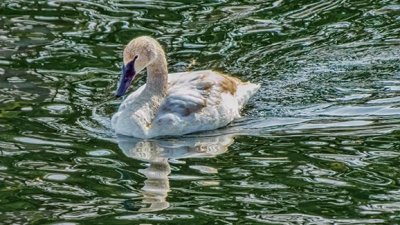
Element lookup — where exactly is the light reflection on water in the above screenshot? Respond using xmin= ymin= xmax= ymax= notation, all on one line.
xmin=0 ymin=0 xmax=400 ymax=224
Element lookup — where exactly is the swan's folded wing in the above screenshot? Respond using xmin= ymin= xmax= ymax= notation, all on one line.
xmin=159 ymin=79 xmax=213 ymax=117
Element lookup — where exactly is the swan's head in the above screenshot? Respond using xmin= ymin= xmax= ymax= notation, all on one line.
xmin=116 ymin=36 xmax=161 ymax=97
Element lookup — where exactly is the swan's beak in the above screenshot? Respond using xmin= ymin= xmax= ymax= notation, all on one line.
xmin=116 ymin=58 xmax=137 ymax=98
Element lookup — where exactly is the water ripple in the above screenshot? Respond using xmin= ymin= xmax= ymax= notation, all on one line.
xmin=246 ymin=213 xmax=385 ymax=224
xmin=1 ymin=0 xmax=400 ymax=224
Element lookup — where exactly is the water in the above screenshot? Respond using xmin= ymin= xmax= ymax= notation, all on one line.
xmin=1 ymin=0 xmax=400 ymax=224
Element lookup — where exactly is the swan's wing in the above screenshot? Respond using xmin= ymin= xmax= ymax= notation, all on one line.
xmin=149 ymin=70 xmax=259 ymax=137
xmin=159 ymin=70 xmax=230 ymax=117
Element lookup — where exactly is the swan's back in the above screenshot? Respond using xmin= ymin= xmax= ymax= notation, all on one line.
xmin=149 ymin=70 xmax=259 ymax=137
xmin=167 ymin=70 xmax=259 ymax=108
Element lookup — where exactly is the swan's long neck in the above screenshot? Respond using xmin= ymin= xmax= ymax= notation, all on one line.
xmin=144 ymin=50 xmax=168 ymax=97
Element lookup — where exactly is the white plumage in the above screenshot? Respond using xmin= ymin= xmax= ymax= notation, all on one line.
xmin=111 ymin=36 xmax=259 ymax=138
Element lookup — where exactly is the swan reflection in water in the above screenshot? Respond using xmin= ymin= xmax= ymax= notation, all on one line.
xmin=117 ymin=134 xmax=235 ymax=212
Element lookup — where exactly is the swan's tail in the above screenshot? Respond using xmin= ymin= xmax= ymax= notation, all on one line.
xmin=237 ymin=82 xmax=260 ymax=109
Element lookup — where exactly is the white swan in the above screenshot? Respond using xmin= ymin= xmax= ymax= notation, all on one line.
xmin=111 ymin=36 xmax=259 ymax=138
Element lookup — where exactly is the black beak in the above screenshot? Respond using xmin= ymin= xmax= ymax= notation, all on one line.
xmin=115 ymin=56 xmax=138 ymax=97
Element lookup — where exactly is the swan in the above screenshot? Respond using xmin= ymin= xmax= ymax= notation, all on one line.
xmin=111 ymin=36 xmax=259 ymax=138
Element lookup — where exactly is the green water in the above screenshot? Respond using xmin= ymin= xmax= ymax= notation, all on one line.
xmin=1 ymin=0 xmax=400 ymax=224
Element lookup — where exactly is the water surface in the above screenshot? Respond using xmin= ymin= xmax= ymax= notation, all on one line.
xmin=1 ymin=0 xmax=400 ymax=224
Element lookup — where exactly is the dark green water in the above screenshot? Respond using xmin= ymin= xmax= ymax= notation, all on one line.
xmin=1 ymin=0 xmax=400 ymax=224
